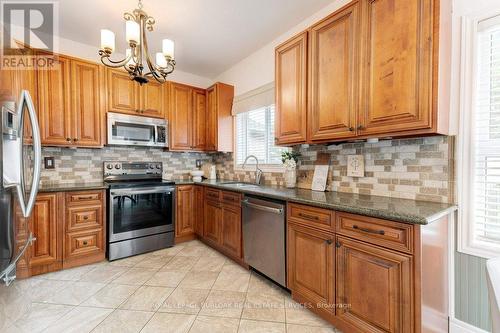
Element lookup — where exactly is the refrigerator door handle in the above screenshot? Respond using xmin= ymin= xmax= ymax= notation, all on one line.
xmin=16 ymin=90 xmax=41 ymax=218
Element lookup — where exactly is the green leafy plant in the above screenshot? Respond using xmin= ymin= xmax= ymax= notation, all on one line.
xmin=281 ymin=151 xmax=300 ymax=164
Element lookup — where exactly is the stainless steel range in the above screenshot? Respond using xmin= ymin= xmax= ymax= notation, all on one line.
xmin=104 ymin=161 xmax=175 ymax=261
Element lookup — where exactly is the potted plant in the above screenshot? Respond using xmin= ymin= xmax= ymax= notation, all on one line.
xmin=281 ymin=151 xmax=300 ymax=188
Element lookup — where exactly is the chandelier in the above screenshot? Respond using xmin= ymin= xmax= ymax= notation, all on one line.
xmin=99 ymin=0 xmax=175 ymax=85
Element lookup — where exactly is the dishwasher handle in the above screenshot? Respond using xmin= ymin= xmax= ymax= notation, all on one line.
xmin=242 ymin=199 xmax=284 ymax=215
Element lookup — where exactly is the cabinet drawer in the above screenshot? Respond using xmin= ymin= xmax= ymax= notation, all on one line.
xmin=221 ymin=191 xmax=241 ymax=207
xmin=336 ymin=212 xmax=414 ymax=253
xmin=66 ymin=191 xmax=103 ymax=205
xmin=288 ymin=203 xmax=335 ymax=232
xmin=65 ymin=229 xmax=103 ymax=260
xmin=205 ymin=188 xmax=221 ymax=201
xmin=67 ymin=205 xmax=102 ymax=232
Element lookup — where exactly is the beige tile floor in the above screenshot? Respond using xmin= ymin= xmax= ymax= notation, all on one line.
xmin=0 ymin=240 xmax=341 ymax=333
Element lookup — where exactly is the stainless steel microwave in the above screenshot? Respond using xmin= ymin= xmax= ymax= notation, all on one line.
xmin=107 ymin=112 xmax=168 ymax=148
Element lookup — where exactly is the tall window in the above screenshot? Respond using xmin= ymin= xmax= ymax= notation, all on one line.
xmin=459 ymin=14 xmax=500 ymax=258
xmin=235 ymin=105 xmax=287 ymax=167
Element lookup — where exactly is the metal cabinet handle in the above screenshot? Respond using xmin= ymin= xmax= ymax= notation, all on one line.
xmin=77 ymin=196 xmax=94 ymax=200
xmin=353 ymin=225 xmax=385 ymax=235
xmin=298 ymin=213 xmax=319 ymax=221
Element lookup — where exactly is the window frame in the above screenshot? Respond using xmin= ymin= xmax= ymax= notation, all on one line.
xmin=233 ymin=105 xmax=286 ymax=173
xmin=458 ymin=12 xmax=500 ymax=259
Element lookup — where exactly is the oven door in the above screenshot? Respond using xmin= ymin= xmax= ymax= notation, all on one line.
xmin=109 ymin=186 xmax=175 ymax=242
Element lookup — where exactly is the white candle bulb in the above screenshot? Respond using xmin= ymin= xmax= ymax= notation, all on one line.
xmin=126 ymin=20 xmax=140 ymax=45
xmin=100 ymin=29 xmax=115 ymax=52
xmin=156 ymin=52 xmax=167 ymax=68
xmin=162 ymin=39 xmax=174 ymax=59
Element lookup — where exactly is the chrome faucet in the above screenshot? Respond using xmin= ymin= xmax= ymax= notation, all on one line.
xmin=242 ymin=155 xmax=263 ymax=185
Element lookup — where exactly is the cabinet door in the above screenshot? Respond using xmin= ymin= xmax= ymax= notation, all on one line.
xmin=336 ymin=236 xmax=413 ymax=333
xmin=204 ymin=200 xmax=221 ymax=245
xmin=141 ymin=80 xmax=165 ymax=118
xmin=192 ymin=88 xmax=207 ymax=150
xmin=169 ymin=83 xmax=193 ymax=150
xmin=175 ymin=185 xmax=195 ymax=237
xmin=194 ymin=186 xmax=204 ymax=236
xmin=287 ymin=223 xmax=335 ymax=310
xmin=205 ymin=85 xmax=217 ymax=151
xmin=37 ymin=54 xmax=72 ymax=145
xmin=107 ymin=69 xmax=140 ymax=115
xmin=358 ymin=0 xmax=434 ymax=136
xmin=275 ymin=32 xmax=308 ymax=145
xmin=29 ymin=193 xmax=61 ymax=268
xmin=220 ymin=204 xmax=242 ymax=258
xmin=71 ymin=60 xmax=103 ymax=147
xmin=308 ymin=3 xmax=359 ymax=141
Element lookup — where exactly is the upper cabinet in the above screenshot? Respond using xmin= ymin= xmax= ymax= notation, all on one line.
xmin=275 ymin=0 xmax=446 ymax=145
xmin=308 ymin=3 xmax=359 ymax=142
xmin=107 ymin=68 xmax=164 ymax=118
xmin=275 ymin=32 xmax=308 ymax=145
xmin=168 ymin=82 xmax=207 ymax=151
xmin=206 ymin=83 xmax=235 ymax=152
xmin=358 ymin=0 xmax=435 ymax=136
xmin=38 ymin=54 xmax=103 ymax=147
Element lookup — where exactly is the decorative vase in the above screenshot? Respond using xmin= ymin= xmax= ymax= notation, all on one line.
xmin=284 ymin=168 xmax=297 ymax=188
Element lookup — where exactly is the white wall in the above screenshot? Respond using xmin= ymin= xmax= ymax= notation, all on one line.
xmin=215 ymin=0 xmax=350 ymax=96
xmin=56 ymin=35 xmax=214 ymax=88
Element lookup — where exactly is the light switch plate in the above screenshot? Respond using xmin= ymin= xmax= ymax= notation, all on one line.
xmin=347 ymin=155 xmax=364 ymax=177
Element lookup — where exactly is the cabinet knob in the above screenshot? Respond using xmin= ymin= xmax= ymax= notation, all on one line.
xmin=66 ymin=138 xmax=71 ymax=142
xmin=357 ymin=125 xmax=365 ymax=130
xmin=348 ymin=127 xmax=354 ymax=132
xmin=83 ymin=241 xmax=88 ymax=246
xmin=335 ymin=240 xmax=342 ymax=248
xmin=325 ymin=239 xmax=333 ymax=245
xmin=83 ymin=216 xmax=89 ymax=220
xmin=73 ymin=138 xmax=78 ymax=142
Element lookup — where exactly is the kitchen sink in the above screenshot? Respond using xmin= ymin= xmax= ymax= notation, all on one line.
xmin=219 ymin=181 xmax=261 ymax=188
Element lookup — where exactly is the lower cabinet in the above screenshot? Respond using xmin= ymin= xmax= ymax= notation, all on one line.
xmin=203 ymin=199 xmax=222 ymax=245
xmin=287 ymin=223 xmax=335 ymax=311
xmin=220 ymin=202 xmax=242 ymax=258
xmin=194 ymin=186 xmax=204 ymax=236
xmin=175 ymin=185 xmax=196 ymax=241
xmin=335 ymin=236 xmax=413 ymax=333
xmin=15 ymin=190 xmax=106 ymax=277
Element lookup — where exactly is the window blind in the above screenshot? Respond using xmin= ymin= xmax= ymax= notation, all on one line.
xmin=473 ymin=18 xmax=500 ymax=245
xmin=235 ymin=105 xmax=287 ymax=166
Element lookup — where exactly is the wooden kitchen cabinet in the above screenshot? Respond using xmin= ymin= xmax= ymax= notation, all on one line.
xmin=220 ymin=196 xmax=242 ymax=259
xmin=175 ymin=185 xmax=196 ymax=242
xmin=169 ymin=83 xmax=207 ymax=151
xmin=358 ymin=0 xmax=436 ymax=137
xmin=194 ymin=186 xmax=205 ymax=236
xmin=287 ymin=223 xmax=335 ymax=311
xmin=335 ymin=235 xmax=413 ymax=333
xmin=308 ymin=2 xmax=359 ymax=141
xmin=275 ymin=32 xmax=308 ymax=145
xmin=37 ymin=54 xmax=72 ymax=146
xmin=38 ymin=54 xmax=104 ymax=147
xmin=206 ymin=83 xmax=235 ymax=152
xmin=70 ymin=59 xmax=105 ymax=147
xmin=107 ymin=68 xmax=164 ymax=118
xmin=204 ymin=198 xmax=221 ymax=245
xmin=275 ymin=0 xmax=446 ymax=145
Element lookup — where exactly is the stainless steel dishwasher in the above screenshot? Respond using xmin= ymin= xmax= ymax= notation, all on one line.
xmin=242 ymin=195 xmax=286 ymax=287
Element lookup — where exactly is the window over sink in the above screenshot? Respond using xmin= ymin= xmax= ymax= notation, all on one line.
xmin=233 ymin=83 xmax=288 ymax=171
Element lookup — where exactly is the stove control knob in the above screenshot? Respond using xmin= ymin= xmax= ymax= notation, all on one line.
xmin=115 ymin=164 xmax=121 ymax=169
xmin=156 ymin=164 xmax=161 ymax=169
xmin=150 ymin=164 xmax=155 ymax=169
xmin=106 ymin=164 xmax=113 ymax=170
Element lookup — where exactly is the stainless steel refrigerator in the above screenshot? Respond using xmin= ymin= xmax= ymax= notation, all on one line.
xmin=0 ymin=90 xmax=41 ymax=285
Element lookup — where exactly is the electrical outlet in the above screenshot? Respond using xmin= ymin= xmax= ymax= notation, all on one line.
xmin=347 ymin=155 xmax=364 ymax=177
xmin=44 ymin=157 xmax=55 ymax=169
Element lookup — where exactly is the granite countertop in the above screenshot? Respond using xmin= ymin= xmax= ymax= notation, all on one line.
xmin=38 ymin=179 xmax=457 ymax=225
xmin=39 ymin=182 xmax=109 ymax=192
xmin=191 ymin=179 xmax=457 ymax=225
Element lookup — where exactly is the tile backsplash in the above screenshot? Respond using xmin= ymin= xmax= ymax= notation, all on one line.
xmin=40 ymin=135 xmax=454 ymax=204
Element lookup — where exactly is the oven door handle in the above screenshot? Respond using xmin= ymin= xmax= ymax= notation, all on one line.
xmin=110 ymin=187 xmax=175 ymax=196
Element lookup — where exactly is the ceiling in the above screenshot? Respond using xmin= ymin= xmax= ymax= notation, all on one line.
xmin=57 ymin=0 xmax=332 ymax=78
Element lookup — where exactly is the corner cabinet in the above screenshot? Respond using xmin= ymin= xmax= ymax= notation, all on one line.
xmin=275 ymin=0 xmax=447 ymax=145
xmin=275 ymin=32 xmax=308 ymax=145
